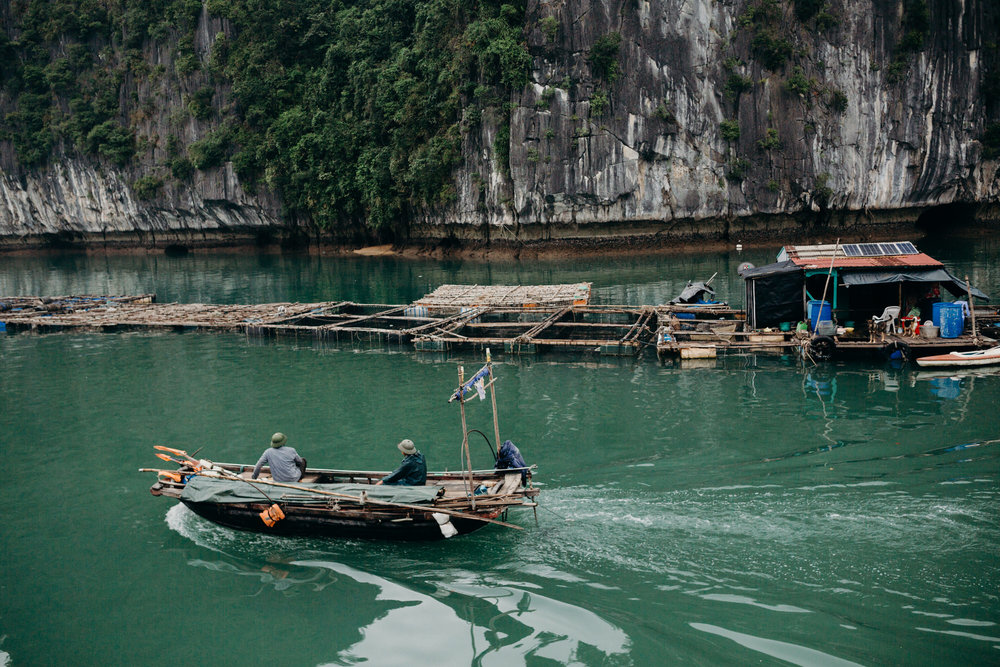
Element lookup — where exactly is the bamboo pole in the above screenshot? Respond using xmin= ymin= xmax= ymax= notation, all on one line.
xmin=816 ymin=238 xmax=839 ymax=331
xmin=966 ymin=275 xmax=978 ymax=341
xmin=457 ymin=365 xmax=475 ymax=509
xmin=487 ymin=349 xmax=501 ymax=459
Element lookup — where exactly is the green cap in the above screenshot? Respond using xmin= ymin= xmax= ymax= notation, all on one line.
xmin=271 ymin=432 xmax=287 ymax=447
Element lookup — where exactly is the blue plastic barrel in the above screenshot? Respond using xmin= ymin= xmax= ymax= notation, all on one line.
xmin=937 ymin=303 xmax=964 ymax=338
xmin=403 ymin=305 xmax=429 ymax=318
xmin=460 ymin=306 xmax=481 ymax=324
xmin=931 ymin=301 xmax=945 ymax=327
xmin=808 ymin=300 xmax=832 ymax=331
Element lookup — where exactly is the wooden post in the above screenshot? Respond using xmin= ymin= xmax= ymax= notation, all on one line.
xmin=802 ymin=282 xmax=808 ymax=330
xmin=966 ymin=275 xmax=978 ymax=341
xmin=458 ymin=365 xmax=475 ymax=508
xmin=817 ymin=238 xmax=839 ymax=331
xmin=487 ymin=348 xmax=501 ymax=460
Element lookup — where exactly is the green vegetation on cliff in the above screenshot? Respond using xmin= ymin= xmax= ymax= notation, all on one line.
xmin=2 ymin=0 xmax=530 ymax=235
xmin=206 ymin=0 xmax=529 ymax=232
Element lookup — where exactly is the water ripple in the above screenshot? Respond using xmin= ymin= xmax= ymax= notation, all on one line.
xmin=690 ymin=623 xmax=864 ymax=666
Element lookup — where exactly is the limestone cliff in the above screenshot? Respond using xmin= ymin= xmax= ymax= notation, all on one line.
xmin=1 ymin=0 xmax=998 ymax=249
xmin=434 ymin=0 xmax=1000 ymax=241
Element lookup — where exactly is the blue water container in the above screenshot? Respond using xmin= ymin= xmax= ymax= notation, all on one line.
xmin=937 ymin=302 xmax=964 ymax=338
xmin=931 ymin=301 xmax=945 ymax=327
xmin=808 ymin=300 xmax=832 ymax=331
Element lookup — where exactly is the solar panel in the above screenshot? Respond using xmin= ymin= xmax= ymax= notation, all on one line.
xmin=859 ymin=243 xmax=881 ymax=256
xmin=841 ymin=241 xmax=919 ymax=257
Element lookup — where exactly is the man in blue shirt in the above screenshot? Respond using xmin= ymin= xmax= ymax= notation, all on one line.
xmin=376 ymin=439 xmax=426 ymax=486
xmin=252 ymin=432 xmax=306 ymax=482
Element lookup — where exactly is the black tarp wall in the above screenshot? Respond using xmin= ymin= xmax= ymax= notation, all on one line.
xmin=742 ymin=261 xmax=805 ymax=329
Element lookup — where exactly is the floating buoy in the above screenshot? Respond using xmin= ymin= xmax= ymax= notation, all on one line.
xmin=432 ymin=512 xmax=458 ymax=538
xmin=259 ymin=504 xmax=285 ymax=527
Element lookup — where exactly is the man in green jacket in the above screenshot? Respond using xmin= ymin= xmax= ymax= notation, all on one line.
xmin=376 ymin=439 xmax=426 ymax=486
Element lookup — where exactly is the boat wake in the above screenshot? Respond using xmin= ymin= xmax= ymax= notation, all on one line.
xmin=529 ymin=479 xmax=999 ymax=610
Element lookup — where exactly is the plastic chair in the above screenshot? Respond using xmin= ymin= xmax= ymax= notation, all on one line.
xmin=871 ymin=306 xmax=901 ymax=339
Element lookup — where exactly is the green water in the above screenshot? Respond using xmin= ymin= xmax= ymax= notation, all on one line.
xmin=1 ymin=236 xmax=999 ymax=665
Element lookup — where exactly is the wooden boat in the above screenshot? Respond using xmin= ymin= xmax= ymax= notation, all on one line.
xmin=143 ymin=351 xmax=539 ymax=540
xmin=915 ymin=345 xmax=1000 ymax=368
xmin=148 ymin=462 xmax=536 ymax=540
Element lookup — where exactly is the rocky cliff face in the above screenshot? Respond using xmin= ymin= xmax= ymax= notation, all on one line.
xmin=430 ymin=0 xmax=999 ymax=241
xmin=0 ymin=158 xmax=280 ymax=243
xmin=2 ymin=0 xmax=998 ymax=248
xmin=0 ymin=7 xmax=288 ymax=248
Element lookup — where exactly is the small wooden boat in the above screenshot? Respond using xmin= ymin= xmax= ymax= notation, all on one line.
xmin=915 ymin=345 xmax=1000 ymax=368
xmin=143 ymin=351 xmax=539 ymax=540
xmin=148 ymin=462 xmax=536 ymax=540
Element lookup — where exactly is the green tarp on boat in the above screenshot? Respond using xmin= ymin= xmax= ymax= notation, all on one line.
xmin=180 ymin=475 xmax=444 ymax=505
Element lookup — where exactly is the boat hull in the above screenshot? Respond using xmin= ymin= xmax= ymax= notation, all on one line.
xmin=915 ymin=347 xmax=1000 ymax=368
xmin=180 ymin=499 xmax=494 ymax=541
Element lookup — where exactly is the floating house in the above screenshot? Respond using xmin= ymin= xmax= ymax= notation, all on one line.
xmin=741 ymin=241 xmax=988 ymax=332
xmin=656 ymin=241 xmax=994 ymax=361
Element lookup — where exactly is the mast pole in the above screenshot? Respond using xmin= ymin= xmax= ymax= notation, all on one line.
xmin=457 ymin=365 xmax=475 ymax=508
xmin=487 ymin=349 xmax=501 ymax=459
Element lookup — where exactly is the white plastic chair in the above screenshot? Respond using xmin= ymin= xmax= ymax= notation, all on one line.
xmin=872 ymin=306 xmax=901 ymax=337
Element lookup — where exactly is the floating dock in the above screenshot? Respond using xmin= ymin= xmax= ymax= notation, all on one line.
xmin=0 ymin=285 xmax=651 ymax=357
xmin=1 ymin=287 xmax=995 ymax=363
xmin=652 ymin=307 xmax=993 ymax=361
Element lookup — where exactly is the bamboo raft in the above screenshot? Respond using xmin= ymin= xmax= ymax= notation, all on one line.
xmin=2 ymin=289 xmax=996 ymax=362
xmin=0 ymin=285 xmax=652 ymax=357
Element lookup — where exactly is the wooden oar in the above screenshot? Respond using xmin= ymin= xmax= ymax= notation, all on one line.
xmin=213 ymin=474 xmax=523 ymax=530
xmin=155 ymin=452 xmax=197 ymax=468
xmin=154 ymin=446 xmax=200 ymax=467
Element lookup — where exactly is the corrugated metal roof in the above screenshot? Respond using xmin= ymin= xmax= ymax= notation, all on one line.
xmin=780 ymin=242 xmax=943 ymax=270
xmin=789 ymin=253 xmax=942 ymax=270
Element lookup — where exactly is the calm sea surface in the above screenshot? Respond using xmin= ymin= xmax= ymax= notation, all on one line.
xmin=1 ymin=233 xmax=999 ymax=665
